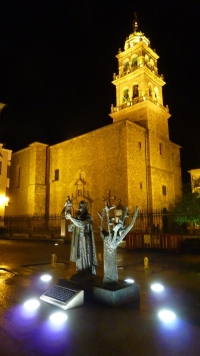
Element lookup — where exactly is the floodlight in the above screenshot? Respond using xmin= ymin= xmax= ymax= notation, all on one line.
xmin=124 ymin=278 xmax=135 ymax=284
xmin=158 ymin=309 xmax=176 ymax=323
xmin=50 ymin=312 xmax=68 ymax=324
xmin=151 ymin=283 xmax=164 ymax=293
xmin=24 ymin=299 xmax=40 ymax=311
xmin=40 ymin=274 xmax=52 ymax=282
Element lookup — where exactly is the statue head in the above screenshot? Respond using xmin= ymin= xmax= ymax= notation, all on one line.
xmin=76 ymin=200 xmax=89 ymax=219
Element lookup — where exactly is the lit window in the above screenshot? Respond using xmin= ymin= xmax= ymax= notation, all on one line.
xmin=55 ymin=169 xmax=59 ymax=181
xmin=78 ymin=190 xmax=82 ymax=196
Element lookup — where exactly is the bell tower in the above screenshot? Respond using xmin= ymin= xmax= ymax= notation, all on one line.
xmin=109 ymin=16 xmax=182 ymax=211
xmin=109 ymin=15 xmax=170 ymax=139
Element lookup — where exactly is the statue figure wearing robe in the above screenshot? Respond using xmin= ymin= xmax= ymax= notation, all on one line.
xmin=66 ymin=201 xmax=98 ymax=279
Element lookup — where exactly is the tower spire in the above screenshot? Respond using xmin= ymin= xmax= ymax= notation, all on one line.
xmin=133 ymin=12 xmax=139 ymax=32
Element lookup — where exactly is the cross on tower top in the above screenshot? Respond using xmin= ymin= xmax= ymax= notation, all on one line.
xmin=103 ymin=190 xmax=116 ymax=208
xmin=133 ymin=12 xmax=139 ymax=32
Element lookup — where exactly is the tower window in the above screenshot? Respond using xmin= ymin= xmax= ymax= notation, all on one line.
xmin=132 ymin=85 xmax=139 ymax=99
xmin=0 ymin=161 xmax=2 ymax=175
xmin=138 ymin=142 xmax=142 ymax=149
xmin=132 ymin=56 xmax=138 ymax=68
xmin=55 ymin=169 xmax=59 ymax=181
xmin=159 ymin=143 xmax=163 ymax=155
xmin=148 ymin=84 xmax=153 ymax=97
xmin=123 ymin=89 xmax=129 ymax=102
xmin=162 ymin=185 xmax=167 ymax=196
xmin=124 ymin=61 xmax=129 ymax=72
xmin=140 ymin=182 xmax=143 ymax=189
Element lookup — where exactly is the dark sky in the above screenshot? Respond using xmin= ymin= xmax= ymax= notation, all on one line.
xmin=1 ymin=0 xmax=200 ymax=182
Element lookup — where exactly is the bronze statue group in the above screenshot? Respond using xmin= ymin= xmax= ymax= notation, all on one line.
xmin=65 ymin=198 xmax=138 ymax=284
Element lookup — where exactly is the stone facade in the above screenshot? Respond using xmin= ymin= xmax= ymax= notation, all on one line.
xmin=7 ymin=142 xmax=48 ymax=215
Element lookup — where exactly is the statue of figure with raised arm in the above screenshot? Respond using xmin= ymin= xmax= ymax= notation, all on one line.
xmin=98 ymin=202 xmax=139 ymax=284
xmin=66 ymin=200 xmax=98 ymax=280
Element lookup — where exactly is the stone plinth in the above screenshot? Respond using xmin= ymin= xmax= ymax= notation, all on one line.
xmin=58 ymin=276 xmax=140 ymax=308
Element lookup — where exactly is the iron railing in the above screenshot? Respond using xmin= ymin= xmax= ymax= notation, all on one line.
xmin=0 ymin=209 xmax=199 ymax=236
xmin=2 ymin=214 xmax=61 ymax=236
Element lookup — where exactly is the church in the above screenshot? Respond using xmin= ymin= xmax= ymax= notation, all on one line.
xmin=6 ymin=20 xmax=182 ymax=228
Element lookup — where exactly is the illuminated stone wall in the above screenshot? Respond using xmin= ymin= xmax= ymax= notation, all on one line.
xmin=7 ymin=119 xmax=181 ymax=228
xmin=7 ymin=142 xmax=47 ymax=215
xmin=49 ymin=122 xmax=129 ymax=227
xmin=126 ymin=121 xmax=147 ymax=213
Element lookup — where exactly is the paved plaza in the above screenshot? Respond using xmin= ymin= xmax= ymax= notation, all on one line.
xmin=0 ymin=238 xmax=200 ymax=356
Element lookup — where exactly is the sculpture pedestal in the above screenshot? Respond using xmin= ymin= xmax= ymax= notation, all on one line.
xmin=58 ymin=276 xmax=140 ymax=308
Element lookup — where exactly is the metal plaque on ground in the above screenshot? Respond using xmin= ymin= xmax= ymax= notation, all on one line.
xmin=40 ymin=284 xmax=84 ymax=310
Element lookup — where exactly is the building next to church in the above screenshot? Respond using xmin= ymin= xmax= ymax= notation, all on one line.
xmin=5 ymin=21 xmax=182 ymax=229
xmin=0 ymin=103 xmax=12 ymax=224
xmin=188 ymin=168 xmax=200 ymax=193
xmin=0 ymin=144 xmax=12 ymax=223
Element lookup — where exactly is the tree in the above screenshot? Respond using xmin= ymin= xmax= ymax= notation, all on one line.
xmin=171 ymin=184 xmax=200 ymax=225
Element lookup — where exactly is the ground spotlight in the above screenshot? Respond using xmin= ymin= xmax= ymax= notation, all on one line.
xmin=24 ymin=299 xmax=40 ymax=311
xmin=124 ymin=278 xmax=135 ymax=284
xmin=158 ymin=309 xmax=176 ymax=323
xmin=50 ymin=312 xmax=68 ymax=324
xmin=151 ymin=283 xmax=164 ymax=293
xmin=40 ymin=274 xmax=52 ymax=282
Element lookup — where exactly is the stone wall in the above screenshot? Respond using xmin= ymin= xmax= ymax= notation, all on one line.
xmin=6 ymin=121 xmax=182 ymax=229
xmin=7 ymin=142 xmax=48 ymax=215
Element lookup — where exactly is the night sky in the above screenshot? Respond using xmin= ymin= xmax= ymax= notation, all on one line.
xmin=1 ymin=0 xmax=200 ymax=182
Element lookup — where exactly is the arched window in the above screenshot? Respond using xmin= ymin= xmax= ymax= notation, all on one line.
xmin=132 ymin=85 xmax=139 ymax=99
xmin=131 ymin=55 xmax=138 ymax=68
xmin=154 ymin=87 xmax=159 ymax=100
xmin=123 ymin=88 xmax=129 ymax=102
xmin=148 ymin=83 xmax=153 ymax=97
xmin=123 ymin=59 xmax=129 ymax=73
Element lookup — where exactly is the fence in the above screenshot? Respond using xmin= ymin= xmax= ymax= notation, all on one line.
xmin=2 ymin=214 xmax=61 ymax=236
xmin=0 ymin=209 xmax=199 ymax=238
xmin=128 ymin=209 xmax=189 ymax=234
xmin=126 ymin=233 xmax=181 ymax=253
